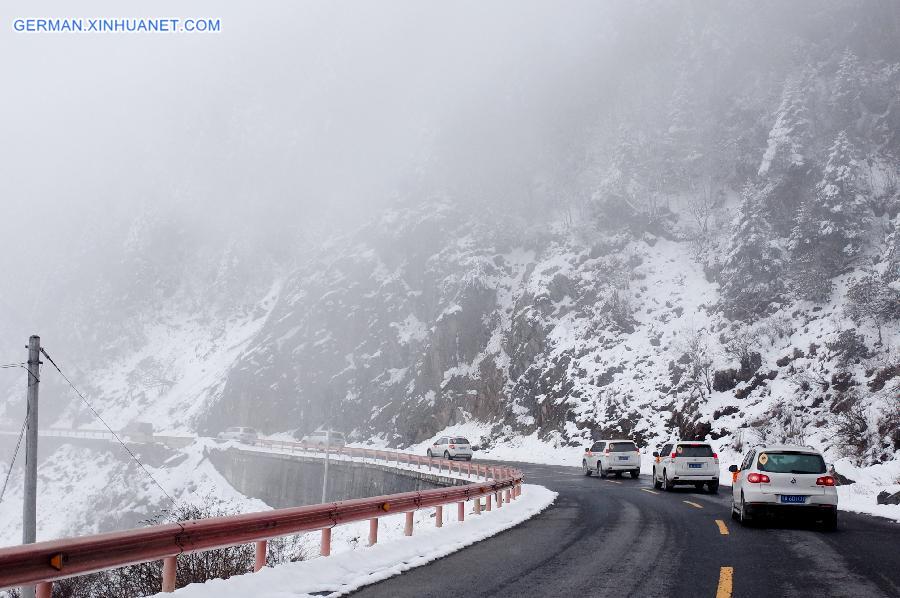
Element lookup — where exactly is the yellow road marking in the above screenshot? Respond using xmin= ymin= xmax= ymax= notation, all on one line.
xmin=640 ymin=488 xmax=659 ymax=495
xmin=716 ymin=566 xmax=733 ymax=598
xmin=715 ymin=519 xmax=729 ymax=535
xmin=683 ymin=500 xmax=704 ymax=509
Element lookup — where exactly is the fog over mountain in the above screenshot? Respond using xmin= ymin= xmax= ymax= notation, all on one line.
xmin=1 ymin=0 xmax=898 ymax=484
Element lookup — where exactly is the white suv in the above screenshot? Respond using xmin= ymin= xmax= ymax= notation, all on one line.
xmin=729 ymin=444 xmax=838 ymax=530
xmin=302 ymin=430 xmax=346 ymax=448
xmin=582 ymin=439 xmax=641 ymax=478
xmin=217 ymin=426 xmax=259 ymax=443
xmin=652 ymin=441 xmax=719 ymax=493
xmin=427 ymin=436 xmax=473 ymax=460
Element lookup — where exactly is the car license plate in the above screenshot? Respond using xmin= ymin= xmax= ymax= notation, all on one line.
xmin=780 ymin=495 xmax=807 ymax=504
xmin=689 ymin=463 xmax=702 ymax=469
xmin=618 ymin=456 xmax=628 ymax=461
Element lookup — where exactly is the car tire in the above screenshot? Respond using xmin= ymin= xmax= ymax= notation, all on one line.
xmin=465 ymin=456 xmax=472 ymax=461
xmin=739 ymin=494 xmax=753 ymax=527
xmin=427 ymin=449 xmax=432 ymax=458
xmin=707 ymin=481 xmax=719 ymax=494
xmin=630 ymin=469 xmax=640 ymax=479
xmin=443 ymin=451 xmax=451 ymax=460
xmin=583 ymin=460 xmax=592 ymax=476
xmin=653 ymin=468 xmax=662 ymax=489
xmin=662 ymin=470 xmax=671 ymax=491
xmin=615 ymin=471 xmax=623 ymax=478
xmin=599 ymin=464 xmax=607 ymax=478
xmin=822 ymin=511 xmax=838 ymax=532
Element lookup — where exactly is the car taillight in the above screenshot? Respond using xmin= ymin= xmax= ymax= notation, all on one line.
xmin=604 ymin=449 xmax=610 ymax=454
xmin=816 ymin=476 xmax=835 ymax=486
xmin=450 ymin=445 xmax=456 ymax=449
xmin=747 ymin=473 xmax=770 ymax=484
xmin=670 ymin=452 xmax=677 ymax=459
xmin=712 ymin=453 xmax=718 ymax=460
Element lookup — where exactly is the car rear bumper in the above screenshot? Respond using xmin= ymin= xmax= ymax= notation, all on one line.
xmin=672 ymin=475 xmax=718 ymax=482
xmin=745 ymin=502 xmax=837 ymax=519
xmin=607 ymin=463 xmax=640 ymax=470
xmin=743 ymin=491 xmax=837 ymax=508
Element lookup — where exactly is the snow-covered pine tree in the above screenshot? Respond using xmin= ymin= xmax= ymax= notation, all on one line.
xmin=720 ymin=181 xmax=784 ymax=318
xmin=758 ymin=72 xmax=816 ymax=235
xmin=830 ymin=49 xmax=867 ymax=133
xmin=789 ymin=131 xmax=870 ymax=301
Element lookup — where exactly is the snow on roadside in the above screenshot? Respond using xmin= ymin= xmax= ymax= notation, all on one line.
xmin=155 ymin=484 xmax=556 ymax=598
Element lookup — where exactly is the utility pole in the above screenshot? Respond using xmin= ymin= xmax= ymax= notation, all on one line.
xmin=321 ymin=429 xmax=330 ymax=503
xmin=22 ymin=335 xmax=40 ymax=598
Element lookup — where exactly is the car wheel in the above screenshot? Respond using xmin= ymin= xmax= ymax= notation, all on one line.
xmin=662 ymin=470 xmax=671 ymax=491
xmin=739 ymin=494 xmax=753 ymax=527
xmin=653 ymin=468 xmax=662 ymax=489
xmin=631 ymin=469 xmax=640 ymax=479
xmin=444 ymin=451 xmax=450 ymax=460
xmin=583 ymin=460 xmax=592 ymax=476
xmin=465 ymin=456 xmax=472 ymax=461
xmin=822 ymin=511 xmax=837 ymax=531
xmin=427 ymin=449 xmax=432 ymax=458
xmin=599 ymin=463 xmax=607 ymax=478
xmin=707 ymin=481 xmax=719 ymax=494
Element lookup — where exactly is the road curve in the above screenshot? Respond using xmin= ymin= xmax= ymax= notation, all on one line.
xmin=350 ymin=461 xmax=900 ymax=598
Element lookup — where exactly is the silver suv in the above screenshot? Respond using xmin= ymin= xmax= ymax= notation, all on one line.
xmin=217 ymin=426 xmax=259 ymax=443
xmin=652 ymin=441 xmax=719 ymax=493
xmin=728 ymin=444 xmax=838 ymax=529
xmin=582 ymin=439 xmax=641 ymax=478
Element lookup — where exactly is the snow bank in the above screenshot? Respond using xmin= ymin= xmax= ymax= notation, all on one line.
xmin=155 ymin=484 xmax=556 ymax=598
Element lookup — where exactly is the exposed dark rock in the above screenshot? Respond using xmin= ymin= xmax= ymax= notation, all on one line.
xmin=877 ymin=490 xmax=900 ymax=505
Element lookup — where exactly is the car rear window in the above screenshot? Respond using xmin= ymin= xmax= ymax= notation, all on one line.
xmin=452 ymin=437 xmax=470 ymax=444
xmin=676 ymin=444 xmax=714 ymax=457
xmin=609 ymin=442 xmax=637 ymax=452
xmin=757 ymin=451 xmax=825 ymax=474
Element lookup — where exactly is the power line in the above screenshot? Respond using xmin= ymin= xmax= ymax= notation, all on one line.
xmin=39 ymin=347 xmax=177 ymax=510
xmin=0 ymin=411 xmax=28 ymax=503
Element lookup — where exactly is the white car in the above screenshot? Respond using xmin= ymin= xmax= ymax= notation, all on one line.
xmin=729 ymin=444 xmax=837 ymax=530
xmin=427 ymin=436 xmax=473 ymax=460
xmin=582 ymin=439 xmax=641 ymax=478
xmin=652 ymin=441 xmax=719 ymax=493
xmin=217 ymin=426 xmax=259 ymax=443
xmin=302 ymin=430 xmax=346 ymax=448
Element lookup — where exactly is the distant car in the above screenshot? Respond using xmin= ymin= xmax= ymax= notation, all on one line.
xmin=652 ymin=441 xmax=719 ymax=493
xmin=729 ymin=444 xmax=837 ymax=529
xmin=427 ymin=436 xmax=473 ymax=460
xmin=583 ymin=439 xmax=641 ymax=478
xmin=302 ymin=430 xmax=346 ymax=448
xmin=217 ymin=427 xmax=259 ymax=443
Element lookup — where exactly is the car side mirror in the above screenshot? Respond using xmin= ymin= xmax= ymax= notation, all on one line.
xmin=652 ymin=451 xmax=659 ymax=458
xmin=728 ymin=465 xmax=738 ymax=473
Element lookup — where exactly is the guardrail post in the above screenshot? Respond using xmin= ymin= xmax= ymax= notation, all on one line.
xmin=457 ymin=501 xmax=465 ymax=522
xmin=496 ymin=491 xmax=503 ymax=509
xmin=162 ymin=556 xmax=177 ymax=592
xmin=321 ymin=528 xmax=332 ymax=556
xmin=369 ymin=517 xmax=378 ymax=545
xmin=254 ymin=540 xmax=267 ymax=572
xmin=486 ymin=494 xmax=492 ymax=511
xmin=435 ymin=505 xmax=443 ymax=528
xmin=474 ymin=497 xmax=482 ymax=514
xmin=404 ymin=512 xmax=414 ymax=536
xmin=35 ymin=582 xmax=51 ymax=598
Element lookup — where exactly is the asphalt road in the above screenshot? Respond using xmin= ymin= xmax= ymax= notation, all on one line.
xmin=351 ymin=461 xmax=900 ymax=598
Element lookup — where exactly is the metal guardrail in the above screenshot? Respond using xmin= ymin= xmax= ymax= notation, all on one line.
xmin=0 ymin=439 xmax=523 ymax=596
